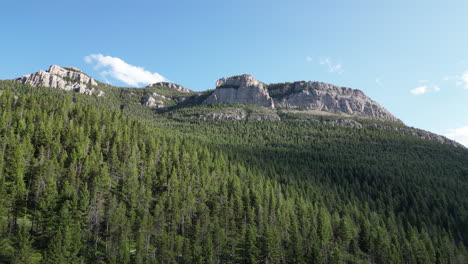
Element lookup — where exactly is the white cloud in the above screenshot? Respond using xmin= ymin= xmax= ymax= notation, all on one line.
xmin=375 ymin=78 xmax=382 ymax=86
xmin=84 ymin=54 xmax=167 ymax=87
xmin=449 ymin=70 xmax=468 ymax=89
xmin=410 ymin=81 xmax=441 ymax=95
xmin=446 ymin=126 xmax=468 ymax=147
xmin=410 ymin=86 xmax=428 ymax=95
xmin=462 ymin=70 xmax=468 ymax=89
xmin=319 ymin=57 xmax=343 ymax=73
xmin=306 ymin=56 xmax=313 ymax=62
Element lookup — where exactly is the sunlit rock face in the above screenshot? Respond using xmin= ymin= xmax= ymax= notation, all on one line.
xmin=203 ymin=74 xmax=401 ymax=123
xmin=269 ymin=81 xmax=402 ymax=123
xmin=204 ymin=74 xmax=275 ymax=108
xmin=16 ymin=65 xmax=98 ymax=95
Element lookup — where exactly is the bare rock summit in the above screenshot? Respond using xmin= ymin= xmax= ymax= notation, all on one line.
xmin=203 ymin=74 xmax=401 ymax=123
xmin=16 ymin=65 xmax=99 ymax=95
xmin=204 ymin=74 xmax=275 ymax=108
xmin=269 ymin=81 xmax=401 ymax=123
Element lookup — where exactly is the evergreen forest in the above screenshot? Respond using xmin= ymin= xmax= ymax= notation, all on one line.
xmin=0 ymin=80 xmax=467 ymax=263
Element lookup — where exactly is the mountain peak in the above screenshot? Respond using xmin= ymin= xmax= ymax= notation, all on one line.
xmin=205 ymin=74 xmax=275 ymax=108
xmin=16 ymin=65 xmax=102 ymax=96
xmin=204 ymin=74 xmax=402 ymax=123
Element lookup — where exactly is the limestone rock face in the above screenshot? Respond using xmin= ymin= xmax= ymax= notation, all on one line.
xmin=203 ymin=75 xmax=399 ymax=123
xmin=270 ymin=81 xmax=401 ymax=123
xmin=16 ymin=65 xmax=99 ymax=95
xmin=204 ymin=74 xmax=275 ymax=108
xmin=142 ymin=96 xmax=164 ymax=108
xmin=197 ymin=108 xmax=280 ymax=121
xmin=147 ymin=82 xmax=190 ymax=93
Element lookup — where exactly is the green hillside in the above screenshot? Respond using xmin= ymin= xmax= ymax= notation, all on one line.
xmin=0 ymin=81 xmax=467 ymax=263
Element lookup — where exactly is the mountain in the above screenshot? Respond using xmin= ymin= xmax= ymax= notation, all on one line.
xmin=0 ymin=65 xmax=467 ymax=263
xmin=205 ymin=74 xmax=401 ymax=123
xmin=16 ymin=65 xmax=104 ymax=96
xmin=204 ymin=74 xmax=275 ymax=108
xmin=14 ymin=66 xmax=399 ymax=122
xmin=10 ymin=66 xmax=463 ymax=148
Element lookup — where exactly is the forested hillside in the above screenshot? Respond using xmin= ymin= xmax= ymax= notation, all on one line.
xmin=0 ymin=81 xmax=467 ymax=263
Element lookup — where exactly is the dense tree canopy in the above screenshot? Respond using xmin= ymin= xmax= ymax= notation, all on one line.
xmin=0 ymin=81 xmax=467 ymax=263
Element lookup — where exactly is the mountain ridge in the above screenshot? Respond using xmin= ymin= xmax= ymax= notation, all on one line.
xmin=13 ymin=66 xmax=400 ymax=122
xmin=6 ymin=65 xmax=465 ymax=148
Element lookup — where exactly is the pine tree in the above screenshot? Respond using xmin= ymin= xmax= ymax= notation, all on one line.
xmin=10 ymin=225 xmax=41 ymax=264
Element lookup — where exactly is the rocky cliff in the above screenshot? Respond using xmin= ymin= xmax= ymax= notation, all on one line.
xmin=142 ymin=93 xmax=166 ymax=108
xmin=16 ymin=65 xmax=102 ymax=96
xmin=203 ymin=74 xmax=401 ymax=123
xmin=269 ymin=81 xmax=401 ymax=123
xmin=204 ymin=74 xmax=275 ymax=108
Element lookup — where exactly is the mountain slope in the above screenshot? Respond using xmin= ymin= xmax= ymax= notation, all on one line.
xmin=0 ymin=67 xmax=467 ymax=263
xmin=9 ymin=65 xmax=464 ymax=148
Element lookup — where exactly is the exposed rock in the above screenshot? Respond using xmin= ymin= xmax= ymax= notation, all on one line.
xmin=196 ymin=107 xmax=280 ymax=121
xmin=97 ymin=91 xmax=105 ymax=97
xmin=204 ymin=74 xmax=275 ymax=108
xmin=321 ymin=119 xmax=363 ymax=128
xmin=147 ymin=82 xmax=190 ymax=93
xmin=202 ymin=75 xmax=400 ymax=123
xmin=68 ymin=67 xmax=81 ymax=72
xmin=142 ymin=96 xmax=164 ymax=108
xmin=197 ymin=108 xmax=246 ymax=121
xmin=200 ymin=112 xmax=247 ymax=121
xmin=270 ymin=81 xmax=401 ymax=123
xmin=248 ymin=110 xmax=281 ymax=121
xmin=152 ymin=92 xmax=167 ymax=99
xmin=16 ymin=65 xmax=98 ymax=95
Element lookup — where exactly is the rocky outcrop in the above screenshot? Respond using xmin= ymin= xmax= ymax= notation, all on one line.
xmin=147 ymin=82 xmax=190 ymax=93
xmin=203 ymin=75 xmax=400 ymax=123
xmin=249 ymin=110 xmax=281 ymax=121
xmin=142 ymin=96 xmax=164 ymax=108
xmin=308 ymin=118 xmax=364 ymax=128
xmin=195 ymin=107 xmax=280 ymax=121
xmin=269 ymin=81 xmax=401 ymax=123
xmin=200 ymin=112 xmax=247 ymax=121
xmin=16 ymin=65 xmax=101 ymax=95
xmin=204 ymin=74 xmax=275 ymax=108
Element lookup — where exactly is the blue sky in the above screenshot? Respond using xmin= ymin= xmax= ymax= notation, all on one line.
xmin=1 ymin=0 xmax=467 ymax=145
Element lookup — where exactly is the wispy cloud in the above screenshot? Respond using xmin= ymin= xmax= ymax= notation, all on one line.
xmin=375 ymin=78 xmax=382 ymax=86
xmin=462 ymin=70 xmax=468 ymax=89
xmin=319 ymin=57 xmax=343 ymax=73
xmin=410 ymin=80 xmax=441 ymax=95
xmin=410 ymin=86 xmax=428 ymax=95
xmin=306 ymin=56 xmax=313 ymax=63
xmin=446 ymin=126 xmax=468 ymax=147
xmin=84 ymin=54 xmax=167 ymax=87
xmin=445 ymin=70 xmax=468 ymax=89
